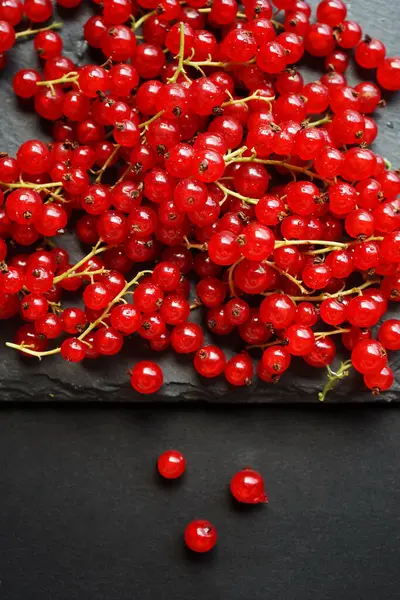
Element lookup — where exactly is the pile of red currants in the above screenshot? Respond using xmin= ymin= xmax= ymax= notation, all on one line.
xmin=0 ymin=0 xmax=399 ymax=400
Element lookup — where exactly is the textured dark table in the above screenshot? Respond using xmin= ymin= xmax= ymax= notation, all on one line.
xmin=0 ymin=2 xmax=400 ymax=599
xmin=0 ymin=0 xmax=399 ymax=402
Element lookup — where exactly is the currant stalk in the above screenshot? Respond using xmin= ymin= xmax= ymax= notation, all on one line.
xmin=318 ymin=360 xmax=353 ymax=402
xmin=53 ymin=240 xmax=107 ymax=284
xmin=288 ymin=280 xmax=379 ymax=303
xmin=15 ymin=22 xmax=63 ymax=40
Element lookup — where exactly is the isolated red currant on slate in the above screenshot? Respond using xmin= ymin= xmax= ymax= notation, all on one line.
xmin=157 ymin=450 xmax=186 ymax=479
xmin=230 ymin=468 xmax=268 ymax=504
xmin=184 ymin=520 xmax=217 ymax=553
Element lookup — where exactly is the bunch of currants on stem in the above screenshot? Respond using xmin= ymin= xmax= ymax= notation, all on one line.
xmin=0 ymin=0 xmax=399 ymax=401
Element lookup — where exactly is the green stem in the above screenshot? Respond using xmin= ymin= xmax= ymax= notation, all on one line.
xmin=0 ymin=180 xmax=63 ymax=190
xmin=132 ymin=10 xmax=156 ymax=30
xmin=305 ymin=114 xmax=332 ymax=128
xmin=318 ymin=360 xmax=353 ymax=402
xmin=36 ymin=71 xmax=79 ymax=88
xmin=289 ymin=280 xmax=379 ymax=303
xmin=168 ymin=22 xmax=186 ymax=83
xmin=225 ymin=154 xmax=327 ymax=181
xmin=15 ymin=22 xmax=63 ymax=39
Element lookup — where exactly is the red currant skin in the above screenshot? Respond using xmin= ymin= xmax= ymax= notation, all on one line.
xmin=230 ymin=468 xmax=267 ymax=504
xmin=157 ymin=450 xmax=186 ymax=480
xmin=378 ymin=320 xmax=400 ymax=351
xmin=351 ymin=340 xmax=387 ymax=375
xmin=364 ymin=365 xmax=394 ymax=394
xmin=377 ymin=57 xmax=400 ymax=92
xmin=60 ymin=338 xmax=86 ymax=363
xmin=285 ymin=324 xmax=315 ymax=356
xmin=304 ymin=337 xmax=336 ymax=368
xmin=194 ymin=345 xmax=226 ymax=378
xmin=171 ymin=322 xmax=203 ymax=354
xmin=130 ymin=361 xmax=163 ymax=395
xmin=17 ymin=140 xmax=50 ymax=175
xmin=184 ymin=520 xmax=217 ymax=553
xmin=225 ymin=353 xmax=254 ymax=387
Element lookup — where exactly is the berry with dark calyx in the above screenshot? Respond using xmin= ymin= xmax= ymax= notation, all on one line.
xmin=184 ymin=520 xmax=217 ymax=553
xmin=262 ymin=346 xmax=291 ymax=375
xmin=225 ymin=353 xmax=254 ymax=387
xmin=364 ymin=365 xmax=394 ymax=394
xmin=194 ymin=345 xmax=226 ymax=378
xmin=230 ymin=468 xmax=268 ymax=504
xmin=351 ymin=339 xmax=387 ymax=374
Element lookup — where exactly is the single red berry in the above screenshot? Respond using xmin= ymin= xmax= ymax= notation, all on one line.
xmin=230 ymin=468 xmax=267 ymax=504
xmin=225 ymin=353 xmax=254 ymax=387
xmin=351 ymin=339 xmax=387 ymax=374
xmin=364 ymin=365 xmax=394 ymax=393
xmin=184 ymin=520 xmax=217 ymax=553
xmin=304 ymin=337 xmax=336 ymax=368
xmin=157 ymin=450 xmax=186 ymax=479
xmin=378 ymin=320 xmax=400 ymax=351
xmin=194 ymin=345 xmax=226 ymax=378
xmin=60 ymin=338 xmax=86 ymax=363
xmin=130 ymin=361 xmax=163 ymax=394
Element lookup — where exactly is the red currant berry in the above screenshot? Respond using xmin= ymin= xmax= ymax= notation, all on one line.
xmin=184 ymin=520 xmax=217 ymax=553
xmin=230 ymin=468 xmax=267 ymax=504
xmin=157 ymin=450 xmax=186 ymax=479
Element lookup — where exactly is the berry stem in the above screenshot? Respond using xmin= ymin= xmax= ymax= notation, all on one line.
xmin=0 ymin=180 xmax=63 ymax=190
xmin=15 ymin=22 xmax=63 ymax=39
xmin=274 ymin=239 xmax=348 ymax=249
xmin=36 ymin=71 xmax=79 ymax=89
xmin=132 ymin=10 xmax=156 ymax=30
xmin=76 ymin=269 xmax=153 ymax=341
xmin=318 ymin=359 xmax=353 ymax=402
xmin=139 ymin=110 xmax=165 ymax=132
xmin=221 ymin=90 xmax=275 ymax=109
xmin=168 ymin=22 xmax=186 ymax=83
xmin=215 ymin=181 xmax=258 ymax=205
xmin=305 ymin=114 xmax=332 ymax=128
xmin=315 ymin=328 xmax=351 ymax=339
xmin=265 ymin=260 xmax=309 ymax=294
xmin=288 ymin=279 xmax=379 ymax=302
xmin=224 ymin=148 xmax=326 ymax=181
xmin=60 ymin=267 xmax=109 ymax=282
xmin=4 ymin=343 xmax=62 ymax=359
xmin=52 ymin=240 xmax=107 ymax=284
xmin=227 ymin=256 xmax=244 ymax=297
xmin=95 ymin=144 xmax=120 ymax=183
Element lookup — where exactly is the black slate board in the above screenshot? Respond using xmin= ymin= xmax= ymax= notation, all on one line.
xmin=0 ymin=0 xmax=399 ymax=402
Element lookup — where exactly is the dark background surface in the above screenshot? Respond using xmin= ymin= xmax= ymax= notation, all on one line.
xmin=0 ymin=0 xmax=400 ymax=599
xmin=0 ymin=0 xmax=399 ymax=402
xmin=1 ymin=404 xmax=400 ymax=600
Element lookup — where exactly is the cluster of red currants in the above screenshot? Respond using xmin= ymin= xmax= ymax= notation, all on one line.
xmin=157 ymin=450 xmax=267 ymax=552
xmin=0 ymin=0 xmax=64 ymax=69
xmin=0 ymin=0 xmax=399 ymax=400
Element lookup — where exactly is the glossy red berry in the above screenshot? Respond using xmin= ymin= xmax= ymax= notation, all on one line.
xmin=351 ymin=339 xmax=387 ymax=374
xmin=184 ymin=520 xmax=217 ymax=553
xmin=230 ymin=468 xmax=267 ymax=504
xmin=130 ymin=361 xmax=163 ymax=394
xmin=157 ymin=450 xmax=186 ymax=479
